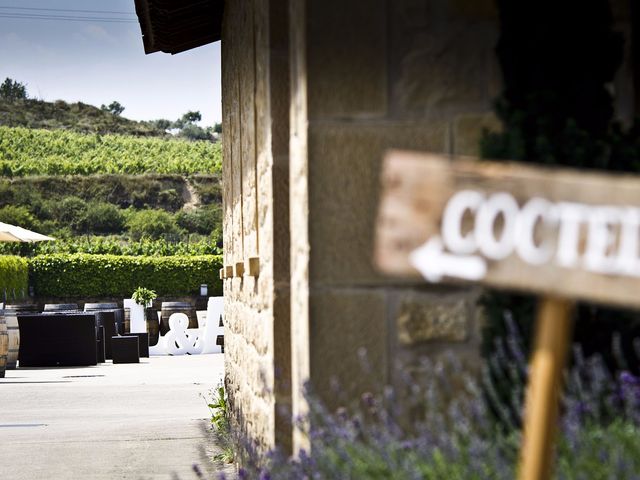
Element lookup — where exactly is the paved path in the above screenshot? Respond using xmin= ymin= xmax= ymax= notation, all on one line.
xmin=0 ymin=354 xmax=232 ymax=480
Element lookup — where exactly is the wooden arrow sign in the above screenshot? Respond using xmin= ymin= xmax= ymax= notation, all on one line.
xmin=374 ymin=149 xmax=640 ymax=480
xmin=375 ymin=150 xmax=640 ymax=309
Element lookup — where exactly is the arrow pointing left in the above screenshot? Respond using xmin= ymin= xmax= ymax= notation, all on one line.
xmin=409 ymin=236 xmax=487 ymax=283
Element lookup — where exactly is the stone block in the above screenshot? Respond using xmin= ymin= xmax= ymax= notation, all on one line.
xmin=389 ymin=1 xmax=499 ymax=115
xmin=307 ymin=121 xmax=448 ymax=286
xmin=453 ymin=112 xmax=502 ymax=156
xmin=306 ymin=0 xmax=387 ymax=119
xmin=308 ymin=288 xmax=388 ymax=408
xmin=396 ymin=293 xmax=470 ymax=344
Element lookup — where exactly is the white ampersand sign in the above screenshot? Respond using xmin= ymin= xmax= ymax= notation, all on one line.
xmin=164 ymin=313 xmax=199 ymax=355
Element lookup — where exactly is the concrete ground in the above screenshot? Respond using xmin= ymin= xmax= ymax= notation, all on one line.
xmin=0 ymin=354 xmax=234 ymax=480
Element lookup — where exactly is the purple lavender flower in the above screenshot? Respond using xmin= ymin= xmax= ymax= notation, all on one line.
xmin=620 ymin=371 xmax=639 ymax=385
xmin=191 ymin=464 xmax=204 ymax=479
xmin=258 ymin=469 xmax=271 ymax=480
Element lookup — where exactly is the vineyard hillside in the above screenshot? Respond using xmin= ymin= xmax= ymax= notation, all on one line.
xmin=0 ymin=126 xmax=221 ymax=176
xmin=0 ymin=129 xmax=222 ymax=265
xmin=0 ymin=94 xmax=224 ymax=298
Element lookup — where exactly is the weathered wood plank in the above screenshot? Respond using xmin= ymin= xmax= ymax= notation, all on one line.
xmin=375 ymin=150 xmax=640 ymax=308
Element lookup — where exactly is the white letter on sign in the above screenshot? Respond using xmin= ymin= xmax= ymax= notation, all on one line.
xmin=584 ymin=207 xmax=620 ymax=274
xmin=515 ymin=197 xmax=557 ymax=265
xmin=442 ymin=190 xmax=484 ymax=254
xmin=616 ymin=208 xmax=640 ymax=277
xmin=556 ymin=202 xmax=589 ymax=268
xmin=476 ymin=193 xmax=519 ymax=260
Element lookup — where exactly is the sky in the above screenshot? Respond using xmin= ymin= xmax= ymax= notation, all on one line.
xmin=0 ymin=0 xmax=221 ymax=125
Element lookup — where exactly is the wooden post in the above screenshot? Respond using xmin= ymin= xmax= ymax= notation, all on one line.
xmin=519 ymin=297 xmax=574 ymax=480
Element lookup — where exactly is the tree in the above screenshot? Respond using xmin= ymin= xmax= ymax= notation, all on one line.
xmin=213 ymin=122 xmax=222 ymax=134
xmin=173 ymin=110 xmax=202 ymax=129
xmin=101 ymin=101 xmax=125 ymax=116
xmin=0 ymin=78 xmax=28 ymax=101
xmin=181 ymin=110 xmax=202 ymax=124
xmin=152 ymin=119 xmax=172 ymax=130
xmin=178 ymin=123 xmax=211 ymax=141
xmin=170 ymin=110 xmax=214 ymax=141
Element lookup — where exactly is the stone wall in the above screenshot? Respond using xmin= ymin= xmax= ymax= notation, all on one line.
xmin=289 ymin=0 xmax=501 ymax=451
xmin=221 ymin=0 xmax=291 ymax=455
xmin=223 ymin=0 xmax=637 ymax=457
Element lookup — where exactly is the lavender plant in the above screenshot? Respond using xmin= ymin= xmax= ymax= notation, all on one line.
xmin=205 ymin=318 xmax=640 ymax=479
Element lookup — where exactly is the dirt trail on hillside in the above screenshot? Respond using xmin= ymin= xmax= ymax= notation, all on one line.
xmin=182 ymin=180 xmax=200 ymax=211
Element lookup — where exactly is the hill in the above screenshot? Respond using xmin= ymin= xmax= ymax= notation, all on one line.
xmin=0 ymin=80 xmax=224 ymax=259
xmin=0 ymin=97 xmax=168 ymax=137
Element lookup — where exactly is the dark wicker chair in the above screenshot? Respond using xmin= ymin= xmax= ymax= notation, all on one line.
xmin=94 ymin=311 xmax=119 ymax=359
xmin=18 ymin=313 xmax=97 ymax=367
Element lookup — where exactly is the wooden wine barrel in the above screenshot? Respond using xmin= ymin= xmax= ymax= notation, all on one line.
xmin=160 ymin=302 xmax=197 ymax=335
xmin=84 ymin=303 xmax=118 ymax=311
xmin=0 ymin=313 xmax=8 ymax=377
xmin=4 ymin=311 xmax=19 ymax=369
xmin=5 ymin=304 xmax=38 ymax=314
xmin=4 ymin=304 xmax=38 ymax=369
xmin=44 ymin=303 xmax=79 ymax=312
xmin=146 ymin=308 xmax=160 ymax=346
xmin=123 ymin=307 xmax=131 ymax=334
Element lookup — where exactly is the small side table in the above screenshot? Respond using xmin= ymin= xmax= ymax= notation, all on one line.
xmin=111 ymin=336 xmax=139 ymax=364
xmin=127 ymin=332 xmax=149 ymax=358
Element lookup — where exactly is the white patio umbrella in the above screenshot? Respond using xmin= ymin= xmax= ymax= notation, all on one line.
xmin=0 ymin=222 xmax=54 ymax=242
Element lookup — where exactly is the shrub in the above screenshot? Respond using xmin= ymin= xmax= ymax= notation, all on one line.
xmin=175 ymin=205 xmax=221 ymax=235
xmin=0 ymin=174 xmax=191 ymax=211
xmin=0 ymin=205 xmax=38 ymax=230
xmin=156 ymin=188 xmax=181 ymax=210
xmin=52 ymin=196 xmax=87 ymax=232
xmin=0 ymin=182 xmax=14 ymax=204
xmin=126 ymin=209 xmax=181 ymax=240
xmin=0 ymin=255 xmax=28 ymax=299
xmin=80 ymin=202 xmax=126 ymax=234
xmin=29 ymin=253 xmax=222 ymax=297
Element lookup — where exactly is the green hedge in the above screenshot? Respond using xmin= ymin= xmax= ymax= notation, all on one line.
xmin=0 ymin=255 xmax=28 ymax=298
xmin=29 ymin=254 xmax=222 ymax=298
